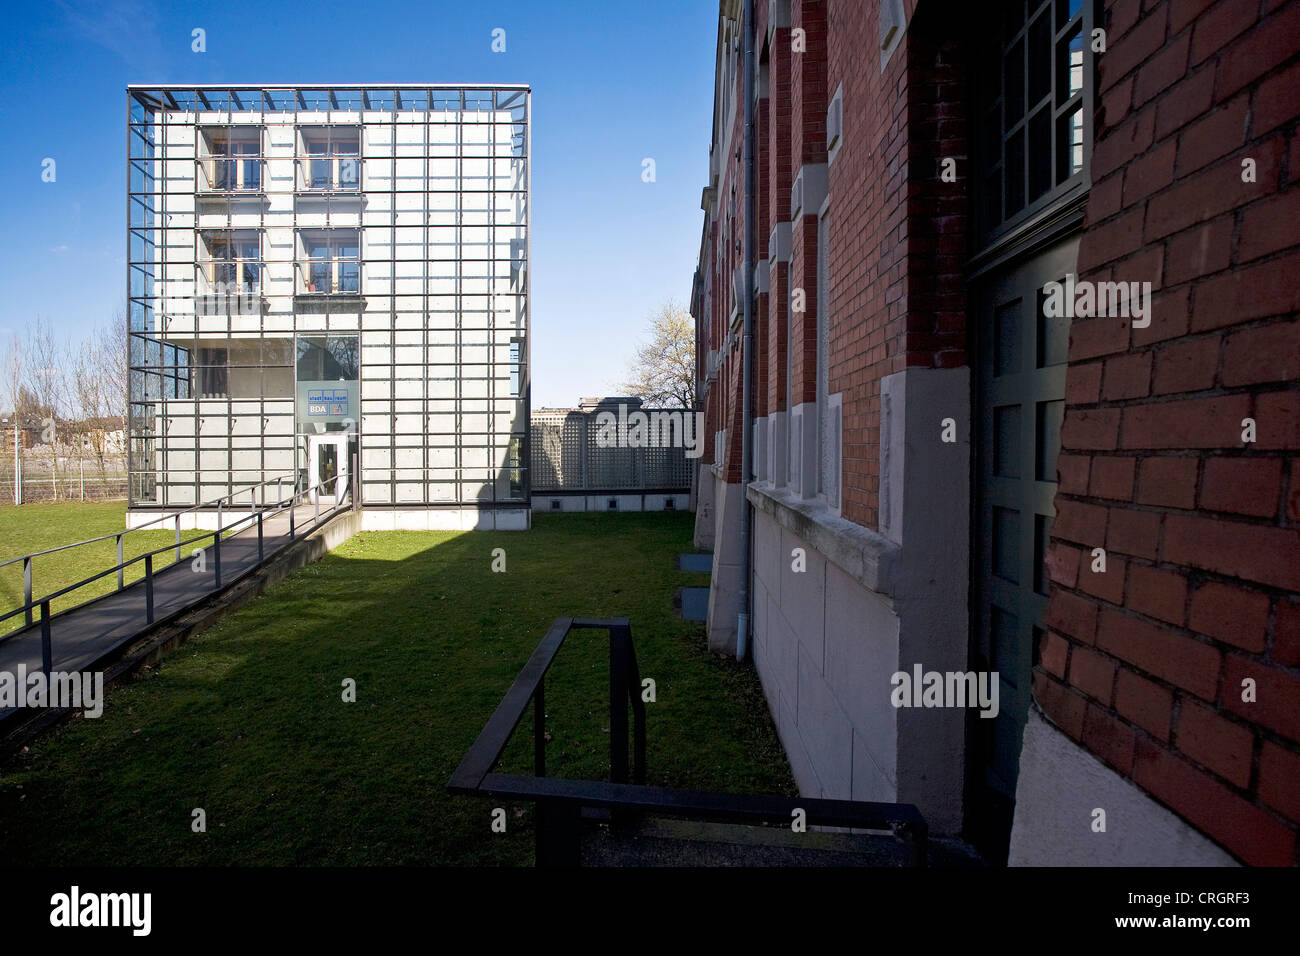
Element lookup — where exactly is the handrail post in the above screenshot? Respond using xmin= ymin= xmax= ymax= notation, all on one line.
xmin=314 ymin=484 xmax=320 ymax=523
xmin=610 ymin=625 xmax=630 ymax=786
xmin=534 ymin=681 xmax=546 ymax=777
xmin=290 ymin=488 xmax=295 ymax=538
xmin=257 ymin=511 xmax=264 ymax=562
xmin=39 ymin=600 xmax=52 ymax=678
xmin=116 ymin=533 xmax=124 ymax=589
xmin=213 ymin=529 xmax=222 ymax=589
xmin=144 ymin=554 xmax=154 ymax=624
xmin=23 ymin=556 xmax=32 ymax=627
xmin=627 ymin=634 xmax=647 ymax=785
xmin=174 ymin=513 xmax=182 ymax=563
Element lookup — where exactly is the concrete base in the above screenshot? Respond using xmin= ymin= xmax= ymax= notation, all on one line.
xmin=693 ymin=462 xmax=717 ymax=550
xmin=359 ymin=507 xmax=530 ymax=531
xmin=129 ymin=506 xmax=530 ymax=532
xmin=1009 ymin=709 xmax=1240 ymax=866
xmin=751 ymin=502 xmax=902 ymax=806
xmin=705 ymin=474 xmax=744 ymax=655
xmin=736 ymin=366 xmax=972 ymax=834
xmin=127 ymin=508 xmax=268 ymax=531
xmin=530 ymin=493 xmax=688 ymax=513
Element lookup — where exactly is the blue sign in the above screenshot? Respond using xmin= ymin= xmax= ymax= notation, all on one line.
xmin=307 ymin=388 xmax=349 ymax=418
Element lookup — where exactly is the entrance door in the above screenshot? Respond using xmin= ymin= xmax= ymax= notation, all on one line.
xmin=970 ymin=236 xmax=1078 ymax=862
xmin=307 ymin=434 xmax=348 ymax=505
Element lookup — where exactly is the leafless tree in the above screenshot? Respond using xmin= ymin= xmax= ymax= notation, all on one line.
xmin=618 ymin=300 xmax=696 ymax=408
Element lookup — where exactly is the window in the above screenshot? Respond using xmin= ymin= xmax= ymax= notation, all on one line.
xmin=296 ymin=334 xmax=359 ymax=435
xmin=196 ymin=347 xmax=228 ymax=399
xmin=974 ymin=0 xmax=1092 ymax=243
xmin=203 ymin=127 xmax=262 ymax=191
xmin=507 ymin=436 xmax=524 ymax=499
xmin=509 ymin=338 xmax=523 ymax=397
xmin=204 ymin=231 xmax=260 ymax=293
xmin=300 ymin=231 xmax=360 ymax=294
xmin=301 ymin=127 xmax=360 ymax=191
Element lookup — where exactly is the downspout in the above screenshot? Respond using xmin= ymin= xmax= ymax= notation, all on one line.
xmin=737 ymin=0 xmax=756 ymax=662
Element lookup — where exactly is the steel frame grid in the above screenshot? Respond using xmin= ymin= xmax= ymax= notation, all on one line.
xmin=126 ymin=85 xmax=530 ymax=513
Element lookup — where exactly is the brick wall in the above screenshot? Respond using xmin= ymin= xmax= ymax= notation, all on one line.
xmin=1037 ymin=0 xmax=1300 ymax=866
xmin=822 ymin=2 xmax=969 ymax=526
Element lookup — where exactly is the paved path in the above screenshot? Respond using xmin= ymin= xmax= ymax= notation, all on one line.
xmin=0 ymin=506 xmax=344 ymax=717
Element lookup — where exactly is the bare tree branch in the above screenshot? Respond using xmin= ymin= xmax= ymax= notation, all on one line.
xmin=617 ymin=299 xmax=696 ymax=408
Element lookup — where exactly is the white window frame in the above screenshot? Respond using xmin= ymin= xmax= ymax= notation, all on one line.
xmin=300 ymin=230 xmax=361 ymax=295
xmin=300 ymin=127 xmax=361 ymax=192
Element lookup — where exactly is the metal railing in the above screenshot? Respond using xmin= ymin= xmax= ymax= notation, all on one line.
xmin=0 ymin=467 xmax=355 ymax=660
xmin=448 ymin=617 xmax=929 ymax=867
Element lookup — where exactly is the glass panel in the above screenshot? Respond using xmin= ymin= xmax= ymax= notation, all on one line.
xmin=995 ymin=405 xmax=1022 ymax=478
xmin=991 ymin=605 xmax=1021 ymax=686
xmin=1006 ymin=128 xmax=1025 ymax=215
xmin=311 ymin=157 xmax=331 ymax=188
xmin=310 ymin=261 xmax=331 ymax=293
xmin=993 ymin=506 xmax=1021 ymax=584
xmin=1036 ymin=399 xmax=1064 ymax=481
xmin=1057 ymin=24 xmax=1084 ymax=105
xmin=995 ymin=299 xmax=1022 ymax=375
xmin=1056 ymin=0 xmax=1082 ymax=25
xmin=1034 ymin=514 xmax=1052 ymax=595
xmin=1028 ymin=106 xmax=1052 ymax=201
xmin=1056 ymin=105 xmax=1084 ymax=182
xmin=1004 ymin=39 xmax=1025 ymax=126
xmin=1027 ymin=11 xmax=1052 ymax=107
xmin=318 ymin=444 xmax=338 ymax=486
xmin=1037 ymin=287 xmax=1070 ymax=367
xmin=338 ymin=261 xmax=359 ymax=293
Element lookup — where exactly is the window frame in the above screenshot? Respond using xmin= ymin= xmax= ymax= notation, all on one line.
xmin=299 ymin=230 xmax=361 ymax=295
xmin=972 ymin=0 xmax=1095 ymax=250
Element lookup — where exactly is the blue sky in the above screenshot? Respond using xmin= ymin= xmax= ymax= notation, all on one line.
xmin=0 ymin=0 xmax=716 ymax=408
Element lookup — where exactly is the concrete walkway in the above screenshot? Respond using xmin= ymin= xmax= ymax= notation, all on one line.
xmin=0 ymin=506 xmax=346 ymax=715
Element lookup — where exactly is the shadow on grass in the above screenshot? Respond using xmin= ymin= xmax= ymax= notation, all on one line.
xmin=0 ymin=512 xmax=794 ymax=865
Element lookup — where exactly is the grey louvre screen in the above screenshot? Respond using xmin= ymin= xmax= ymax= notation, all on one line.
xmin=530 ymin=407 xmax=692 ymax=492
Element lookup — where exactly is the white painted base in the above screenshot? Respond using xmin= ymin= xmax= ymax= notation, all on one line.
xmin=128 ymin=507 xmax=530 ymax=532
xmin=751 ymin=503 xmax=902 ymax=804
xmin=126 ymin=509 xmax=264 ymax=531
xmin=694 ymin=462 xmax=717 ymax=550
xmin=705 ymin=474 xmax=744 ymax=654
xmin=1009 ymin=709 xmax=1239 ymax=866
xmin=360 ymin=508 xmax=530 ymax=531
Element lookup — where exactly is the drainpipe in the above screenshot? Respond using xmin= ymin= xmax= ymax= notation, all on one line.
xmin=737 ymin=0 xmax=756 ymax=662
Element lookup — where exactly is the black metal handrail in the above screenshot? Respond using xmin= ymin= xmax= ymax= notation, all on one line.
xmin=0 ymin=468 xmax=355 ymax=678
xmin=449 ymin=617 xmax=647 ymax=790
xmin=448 ymin=617 xmax=929 ymax=867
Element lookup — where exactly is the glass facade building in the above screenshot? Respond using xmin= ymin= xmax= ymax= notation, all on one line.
xmin=126 ymin=84 xmax=530 ymax=530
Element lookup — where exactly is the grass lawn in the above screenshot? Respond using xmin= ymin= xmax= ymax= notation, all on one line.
xmin=0 ymin=502 xmax=180 ymax=625
xmin=0 ymin=511 xmax=796 ymax=865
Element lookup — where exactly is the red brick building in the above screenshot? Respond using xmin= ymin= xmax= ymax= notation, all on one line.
xmin=690 ymin=0 xmax=1299 ymax=864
